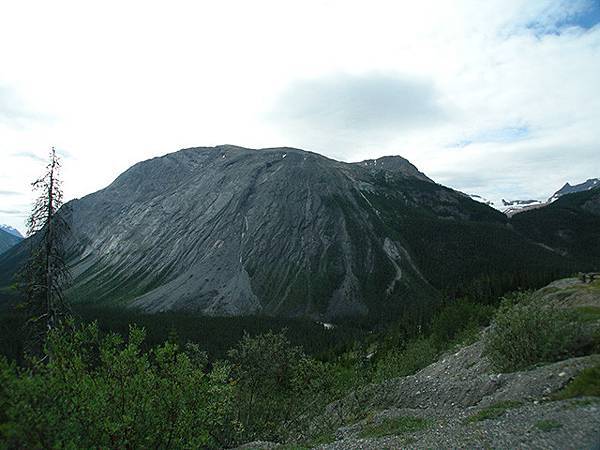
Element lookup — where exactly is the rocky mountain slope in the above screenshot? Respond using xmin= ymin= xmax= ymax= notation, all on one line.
xmin=239 ymin=277 xmax=600 ymax=449
xmin=549 ymin=178 xmax=600 ymax=203
xmin=0 ymin=145 xmax=597 ymax=318
xmin=0 ymin=228 xmax=22 ymax=255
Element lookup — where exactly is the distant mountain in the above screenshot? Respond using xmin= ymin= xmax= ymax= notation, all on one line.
xmin=0 ymin=225 xmax=23 ymax=239
xmin=502 ymin=199 xmax=541 ymax=207
xmin=501 ymin=199 xmax=545 ymax=217
xmin=0 ymin=228 xmax=22 ymax=255
xmin=0 ymin=145 xmax=596 ymax=319
xmin=471 ymin=177 xmax=600 ymax=217
xmin=548 ymin=178 xmax=600 ymax=202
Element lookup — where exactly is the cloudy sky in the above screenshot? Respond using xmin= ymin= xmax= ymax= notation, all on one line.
xmin=1 ymin=0 xmax=599 ymax=233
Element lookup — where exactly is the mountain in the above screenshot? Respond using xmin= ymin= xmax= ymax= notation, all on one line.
xmin=501 ymin=198 xmax=545 ymax=217
xmin=548 ymin=178 xmax=600 ymax=202
xmin=0 ymin=228 xmax=23 ymax=256
xmin=474 ymin=177 xmax=600 ymax=217
xmin=0 ymin=145 xmax=596 ymax=319
xmin=0 ymin=225 xmax=23 ymax=239
xmin=512 ymin=187 xmax=600 ymax=266
xmin=501 ymin=199 xmax=541 ymax=207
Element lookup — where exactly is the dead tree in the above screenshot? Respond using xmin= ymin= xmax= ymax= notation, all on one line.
xmin=20 ymin=147 xmax=71 ymax=358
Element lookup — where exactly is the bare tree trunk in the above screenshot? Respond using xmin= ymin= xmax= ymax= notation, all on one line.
xmin=19 ymin=146 xmax=71 ymax=361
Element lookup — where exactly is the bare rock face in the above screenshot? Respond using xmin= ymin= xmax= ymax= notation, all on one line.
xmin=62 ymin=146 xmax=438 ymax=318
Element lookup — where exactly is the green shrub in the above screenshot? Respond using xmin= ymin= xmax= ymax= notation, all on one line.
xmin=429 ymin=298 xmax=494 ymax=348
xmin=374 ymin=337 xmax=437 ymax=382
xmin=227 ymin=331 xmax=334 ymax=442
xmin=483 ymin=294 xmax=590 ymax=372
xmin=0 ymin=321 xmax=237 ymax=449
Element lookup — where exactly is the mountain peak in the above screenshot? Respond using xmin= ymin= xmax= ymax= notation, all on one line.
xmin=354 ymin=155 xmax=432 ymax=182
xmin=549 ymin=177 xmax=600 ymax=202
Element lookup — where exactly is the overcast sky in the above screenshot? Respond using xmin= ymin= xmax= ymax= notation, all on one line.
xmin=1 ymin=0 xmax=599 ymax=233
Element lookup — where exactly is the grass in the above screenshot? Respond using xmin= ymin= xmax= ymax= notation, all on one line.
xmin=278 ymin=431 xmax=336 ymax=449
xmin=465 ymin=400 xmax=523 ymax=423
xmin=563 ymin=398 xmax=600 ymax=409
xmin=359 ymin=416 xmax=430 ymax=438
xmin=586 ymin=279 xmax=600 ymax=292
xmin=573 ymin=306 xmax=600 ymax=322
xmin=535 ymin=419 xmax=562 ymax=431
xmin=572 ymin=279 xmax=600 ymax=293
xmin=302 ymin=432 xmax=336 ymax=448
xmin=552 ymin=365 xmax=600 ymax=400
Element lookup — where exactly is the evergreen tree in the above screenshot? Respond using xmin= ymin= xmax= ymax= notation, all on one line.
xmin=19 ymin=147 xmax=71 ymax=358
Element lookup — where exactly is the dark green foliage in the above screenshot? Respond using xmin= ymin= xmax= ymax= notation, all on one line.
xmin=0 ymin=306 xmax=366 ymax=365
xmin=512 ymin=189 xmax=600 ymax=269
xmin=0 ymin=323 xmax=341 ymax=448
xmin=373 ymin=337 xmax=437 ymax=381
xmin=429 ymin=297 xmax=495 ymax=347
xmin=364 ymin=177 xmax=576 ymax=303
xmin=483 ymin=292 xmax=596 ymax=372
xmin=227 ymin=331 xmax=333 ymax=442
xmin=0 ymin=322 xmax=237 ymax=449
xmin=373 ymin=298 xmax=494 ymax=381
xmin=2 ymin=278 xmax=598 ymax=447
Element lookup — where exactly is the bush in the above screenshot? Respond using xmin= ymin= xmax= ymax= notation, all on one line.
xmin=484 ymin=293 xmax=590 ymax=372
xmin=372 ymin=297 xmax=496 ymax=383
xmin=429 ymin=297 xmax=494 ymax=348
xmin=227 ymin=331 xmax=333 ymax=442
xmin=0 ymin=321 xmax=237 ymax=449
xmin=374 ymin=337 xmax=437 ymax=382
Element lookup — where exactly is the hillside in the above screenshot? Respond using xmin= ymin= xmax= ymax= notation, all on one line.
xmin=512 ymin=188 xmax=600 ymax=267
xmin=0 ymin=228 xmax=22 ymax=255
xmin=239 ymin=277 xmax=600 ymax=449
xmin=0 ymin=145 xmax=597 ymax=319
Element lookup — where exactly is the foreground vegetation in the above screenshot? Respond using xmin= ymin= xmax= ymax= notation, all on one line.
xmin=484 ymin=289 xmax=600 ymax=372
xmin=1 ymin=280 xmax=599 ymax=448
xmin=0 ymin=294 xmax=495 ymax=447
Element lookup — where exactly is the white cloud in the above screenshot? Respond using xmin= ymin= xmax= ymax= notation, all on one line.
xmin=0 ymin=0 xmax=599 ymax=232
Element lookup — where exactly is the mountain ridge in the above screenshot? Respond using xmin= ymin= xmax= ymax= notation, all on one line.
xmin=0 ymin=145 xmax=598 ymax=319
xmin=0 ymin=228 xmax=22 ymax=256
